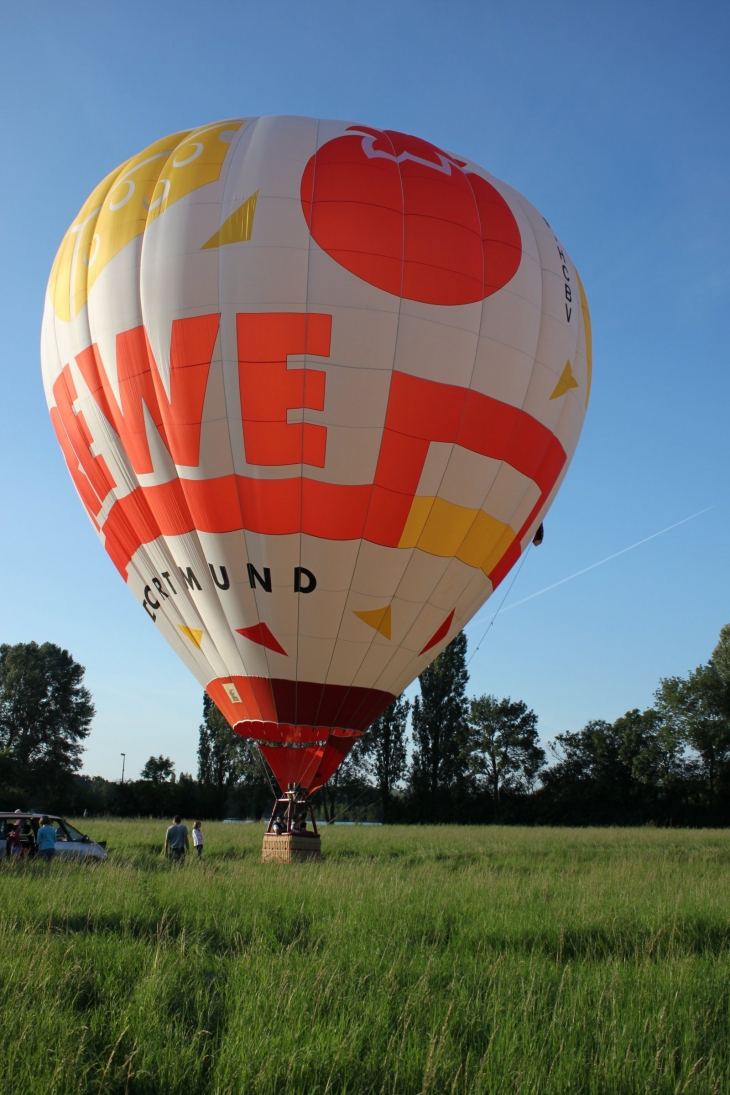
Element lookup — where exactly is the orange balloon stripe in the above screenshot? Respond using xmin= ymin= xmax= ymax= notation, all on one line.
xmin=60 ymin=310 xmax=566 ymax=583
xmin=50 ymin=408 xmax=102 ymax=528
xmin=51 ymin=366 xmax=116 ymax=519
xmin=237 ymin=312 xmax=329 ymax=468
xmin=92 ymin=367 xmax=565 ymax=584
xmin=76 ymin=315 xmax=220 ymax=475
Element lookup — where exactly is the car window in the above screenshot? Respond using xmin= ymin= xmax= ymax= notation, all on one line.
xmin=52 ymin=821 xmax=70 ymax=841
xmin=62 ymin=822 xmax=86 ymax=842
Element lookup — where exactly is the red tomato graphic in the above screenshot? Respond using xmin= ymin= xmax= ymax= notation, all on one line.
xmin=301 ymin=126 xmax=522 ymax=306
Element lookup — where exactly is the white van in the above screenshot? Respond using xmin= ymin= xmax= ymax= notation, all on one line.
xmin=0 ymin=813 xmax=107 ymax=860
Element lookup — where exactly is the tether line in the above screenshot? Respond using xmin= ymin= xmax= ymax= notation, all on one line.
xmin=327 ymin=784 xmax=374 ymax=825
xmin=466 ymin=543 xmax=533 ymax=667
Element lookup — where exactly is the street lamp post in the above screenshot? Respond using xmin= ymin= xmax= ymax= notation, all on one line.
xmin=120 ymin=753 xmax=126 ymax=785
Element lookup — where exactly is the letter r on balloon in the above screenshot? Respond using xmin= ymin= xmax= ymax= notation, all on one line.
xmin=237 ymin=313 xmax=330 ymax=467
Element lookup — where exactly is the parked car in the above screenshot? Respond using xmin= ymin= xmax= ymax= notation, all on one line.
xmin=0 ymin=813 xmax=107 ymax=860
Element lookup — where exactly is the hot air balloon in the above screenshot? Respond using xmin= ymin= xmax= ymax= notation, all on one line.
xmin=41 ymin=116 xmax=591 ymax=852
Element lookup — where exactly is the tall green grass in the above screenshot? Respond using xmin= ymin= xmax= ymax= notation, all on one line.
xmin=2 ymin=822 xmax=730 ymax=1093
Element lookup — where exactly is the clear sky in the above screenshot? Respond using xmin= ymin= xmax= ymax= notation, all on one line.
xmin=1 ymin=0 xmax=728 ymax=781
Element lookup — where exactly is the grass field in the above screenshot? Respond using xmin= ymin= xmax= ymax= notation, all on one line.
xmin=2 ymin=821 xmax=730 ymax=1094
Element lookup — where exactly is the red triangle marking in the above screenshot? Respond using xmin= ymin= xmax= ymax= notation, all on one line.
xmin=419 ymin=609 xmax=455 ymax=656
xmin=236 ymin=622 xmax=288 ymax=656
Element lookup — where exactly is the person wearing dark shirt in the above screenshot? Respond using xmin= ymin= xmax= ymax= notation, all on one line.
xmin=164 ymin=816 xmax=189 ymax=861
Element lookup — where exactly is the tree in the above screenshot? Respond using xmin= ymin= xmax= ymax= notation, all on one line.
xmin=197 ymin=694 xmax=272 ymax=817
xmin=316 ymin=738 xmax=375 ymax=823
xmin=198 ymin=694 xmax=252 ymax=792
xmin=612 ymin=707 xmax=683 ymax=796
xmin=140 ymin=755 xmax=176 ymax=783
xmin=712 ymin=623 xmax=730 ymax=685
xmin=0 ymin=641 xmax=94 ymax=803
xmin=470 ymin=695 xmax=544 ymax=818
xmin=537 ymin=707 xmax=688 ymax=825
xmin=358 ymin=695 xmax=410 ymax=821
xmin=0 ymin=747 xmax=20 ymax=804
xmin=539 ymin=719 xmax=631 ymax=824
xmin=409 ymin=631 xmax=472 ymax=818
xmin=655 ymin=662 xmax=730 ymax=812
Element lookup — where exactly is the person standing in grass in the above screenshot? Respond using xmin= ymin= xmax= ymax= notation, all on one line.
xmin=36 ymin=816 xmax=56 ymax=862
xmin=164 ymin=815 xmax=189 ymax=862
xmin=192 ymin=821 xmax=204 ymax=859
xmin=6 ymin=821 xmax=21 ymax=858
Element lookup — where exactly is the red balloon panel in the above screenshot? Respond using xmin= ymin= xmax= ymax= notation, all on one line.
xmin=301 ymin=126 xmax=522 ymax=305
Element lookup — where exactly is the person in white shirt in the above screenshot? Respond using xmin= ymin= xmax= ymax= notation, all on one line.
xmin=192 ymin=821 xmax=204 ymax=859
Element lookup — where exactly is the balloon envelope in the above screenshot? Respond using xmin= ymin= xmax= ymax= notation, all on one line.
xmin=41 ymin=116 xmax=591 ymax=793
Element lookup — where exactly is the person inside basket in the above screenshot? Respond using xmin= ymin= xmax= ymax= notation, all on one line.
xmin=292 ymin=814 xmax=307 ymax=833
xmin=272 ymin=817 xmax=285 ymax=835
xmin=164 ymin=816 xmax=189 ymax=862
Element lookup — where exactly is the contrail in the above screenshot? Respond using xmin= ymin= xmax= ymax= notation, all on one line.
xmin=498 ymin=506 xmax=713 ymax=614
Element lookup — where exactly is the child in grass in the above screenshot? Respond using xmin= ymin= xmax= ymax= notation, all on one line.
xmin=192 ymin=821 xmax=203 ymax=859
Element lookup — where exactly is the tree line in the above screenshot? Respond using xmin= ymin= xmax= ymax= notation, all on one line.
xmin=2 ymin=623 xmax=730 ymax=825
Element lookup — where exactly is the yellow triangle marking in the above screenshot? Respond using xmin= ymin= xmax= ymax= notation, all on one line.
xmin=200 ymin=191 xmax=258 ymax=250
xmin=178 ymin=625 xmax=204 ymax=649
xmin=353 ymin=605 xmax=392 ymax=640
xmin=550 ymin=360 xmax=579 ymax=400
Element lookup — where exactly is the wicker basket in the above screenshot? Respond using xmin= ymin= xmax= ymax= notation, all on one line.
xmin=261 ymin=833 xmax=322 ymax=863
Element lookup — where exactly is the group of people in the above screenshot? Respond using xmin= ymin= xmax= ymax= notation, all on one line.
xmin=163 ymin=816 xmax=204 ymax=861
xmin=271 ymin=813 xmax=308 ymax=835
xmin=163 ymin=811 xmax=313 ymax=859
xmin=7 ymin=812 xmax=316 ymax=865
xmin=5 ymin=815 xmax=57 ymax=861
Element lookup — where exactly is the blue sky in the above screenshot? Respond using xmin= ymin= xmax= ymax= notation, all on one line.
xmin=1 ymin=0 xmax=728 ymax=781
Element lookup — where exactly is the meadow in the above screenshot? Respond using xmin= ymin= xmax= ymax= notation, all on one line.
xmin=1 ymin=821 xmax=730 ymax=1094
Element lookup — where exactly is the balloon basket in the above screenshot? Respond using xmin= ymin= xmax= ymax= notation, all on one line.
xmin=261 ymin=832 xmax=322 ymax=863
xmin=261 ymin=786 xmax=321 ymax=863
